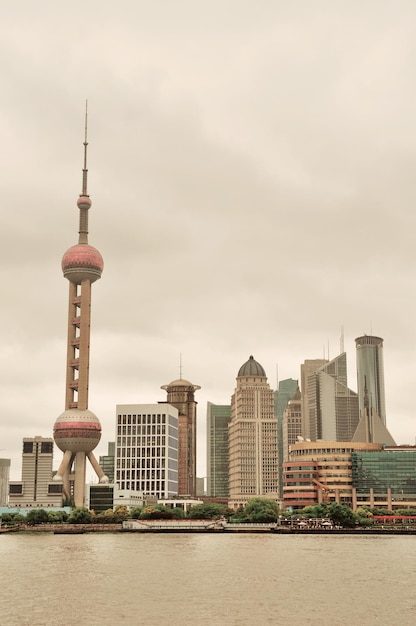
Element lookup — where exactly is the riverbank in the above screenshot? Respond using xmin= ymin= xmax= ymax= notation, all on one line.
xmin=3 ymin=522 xmax=416 ymax=535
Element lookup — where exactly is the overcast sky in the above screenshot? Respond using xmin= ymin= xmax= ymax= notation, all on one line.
xmin=1 ymin=1 xmax=416 ymax=481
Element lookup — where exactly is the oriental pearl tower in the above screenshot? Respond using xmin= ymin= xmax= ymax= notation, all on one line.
xmin=53 ymin=106 xmax=108 ymax=507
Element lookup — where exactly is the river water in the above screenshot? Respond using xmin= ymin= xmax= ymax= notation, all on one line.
xmin=0 ymin=532 xmax=415 ymax=625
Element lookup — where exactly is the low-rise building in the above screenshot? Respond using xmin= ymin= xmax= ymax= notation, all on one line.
xmin=284 ymin=441 xmax=416 ymax=512
xmin=352 ymin=445 xmax=416 ymax=510
xmin=8 ymin=437 xmax=63 ymax=508
xmin=283 ymin=440 xmax=382 ymax=510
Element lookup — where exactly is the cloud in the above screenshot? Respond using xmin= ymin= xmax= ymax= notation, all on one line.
xmin=1 ymin=1 xmax=416 ymax=480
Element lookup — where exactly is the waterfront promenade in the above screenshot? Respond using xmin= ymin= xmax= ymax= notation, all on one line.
xmin=2 ymin=521 xmax=416 ymax=534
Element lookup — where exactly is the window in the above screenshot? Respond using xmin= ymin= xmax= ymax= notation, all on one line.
xmin=9 ymin=484 xmax=23 ymax=494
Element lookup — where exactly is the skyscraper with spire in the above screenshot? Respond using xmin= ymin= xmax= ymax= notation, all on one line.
xmin=53 ymin=106 xmax=108 ymax=507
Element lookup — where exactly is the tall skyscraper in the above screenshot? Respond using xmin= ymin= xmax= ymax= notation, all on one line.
xmin=300 ymin=359 xmax=328 ymax=439
xmin=282 ymin=387 xmax=302 ymax=462
xmin=274 ymin=378 xmax=298 ymax=498
xmin=355 ymin=335 xmax=386 ymax=424
xmin=115 ymin=404 xmax=179 ymax=499
xmin=0 ymin=458 xmax=11 ymax=506
xmin=160 ymin=377 xmax=200 ymax=497
xmin=228 ymin=355 xmax=278 ymax=509
xmin=306 ymin=353 xmax=359 ymax=441
xmin=53 ymin=109 xmax=108 ymax=507
xmin=8 ymin=437 xmax=62 ymax=508
xmin=206 ymin=402 xmax=231 ymax=498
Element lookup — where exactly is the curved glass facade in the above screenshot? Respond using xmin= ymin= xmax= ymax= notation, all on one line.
xmin=355 ymin=336 xmax=386 ymax=424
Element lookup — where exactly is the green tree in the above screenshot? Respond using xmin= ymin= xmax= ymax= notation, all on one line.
xmin=47 ymin=510 xmax=68 ymax=524
xmin=327 ymin=503 xmax=357 ymax=528
xmin=26 ymin=509 xmax=50 ymax=526
xmin=96 ymin=509 xmax=117 ymax=524
xmin=67 ymin=507 xmax=92 ymax=524
xmin=140 ymin=505 xmax=180 ymax=520
xmin=395 ymin=508 xmax=416 ymax=516
xmin=113 ymin=505 xmax=130 ymax=522
xmin=187 ymin=503 xmax=228 ymax=520
xmin=300 ymin=503 xmax=330 ymax=519
xmin=243 ymin=498 xmax=280 ymax=523
xmin=369 ymin=507 xmax=394 ymax=516
xmin=232 ymin=506 xmax=246 ymax=520
xmin=130 ymin=506 xmax=143 ymax=519
xmin=1 ymin=512 xmax=24 ymax=526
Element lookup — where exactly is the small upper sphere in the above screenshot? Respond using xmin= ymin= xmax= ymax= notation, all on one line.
xmin=62 ymin=243 xmax=103 ymax=283
xmin=77 ymin=195 xmax=92 ymax=210
xmin=238 ymin=355 xmax=266 ymax=378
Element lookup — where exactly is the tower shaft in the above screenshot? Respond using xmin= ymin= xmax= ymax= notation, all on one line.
xmin=65 ymin=280 xmax=92 ymax=410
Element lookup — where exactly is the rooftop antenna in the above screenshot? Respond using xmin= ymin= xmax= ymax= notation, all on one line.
xmin=78 ymin=100 xmax=90 ymax=245
xmin=179 ymin=353 xmax=183 ymax=380
xmin=82 ymin=100 xmax=88 ymax=197
xmin=276 ymin=363 xmax=279 ymax=389
xmin=340 ymin=325 xmax=344 ymax=353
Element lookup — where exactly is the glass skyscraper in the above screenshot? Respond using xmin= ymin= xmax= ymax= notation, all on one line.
xmin=206 ymin=402 xmax=231 ymax=498
xmin=355 ymin=335 xmax=386 ymax=424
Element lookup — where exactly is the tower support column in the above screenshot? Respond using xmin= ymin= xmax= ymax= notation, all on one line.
xmin=73 ymin=452 xmax=87 ymax=508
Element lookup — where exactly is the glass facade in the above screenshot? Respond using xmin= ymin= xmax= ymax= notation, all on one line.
xmin=352 ymin=450 xmax=416 ymax=503
xmin=89 ymin=485 xmax=114 ymax=514
xmin=206 ymin=403 xmax=231 ymax=498
xmin=355 ymin=335 xmax=386 ymax=424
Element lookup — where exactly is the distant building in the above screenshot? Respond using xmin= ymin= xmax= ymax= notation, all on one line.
xmin=228 ymin=356 xmax=278 ymax=509
xmin=9 ymin=437 xmax=63 ymax=508
xmin=355 ymin=335 xmax=386 ymax=425
xmin=115 ymin=404 xmax=179 ymax=499
xmin=274 ymin=378 xmax=298 ymax=499
xmin=161 ymin=377 xmax=200 ymax=497
xmin=300 ymin=359 xmax=328 ymax=440
xmin=206 ymin=402 xmax=231 ymax=498
xmin=0 ymin=459 xmax=10 ymax=506
xmin=100 ymin=442 xmax=115 ymax=483
xmin=282 ymin=387 xmax=302 ymax=462
xmin=306 ymin=353 xmax=359 ymax=441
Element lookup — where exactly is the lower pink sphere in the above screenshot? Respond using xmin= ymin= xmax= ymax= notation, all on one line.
xmin=53 ymin=408 xmax=102 ymax=453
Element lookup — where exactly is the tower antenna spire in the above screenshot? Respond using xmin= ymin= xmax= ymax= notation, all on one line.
xmin=82 ymin=100 xmax=89 ymax=197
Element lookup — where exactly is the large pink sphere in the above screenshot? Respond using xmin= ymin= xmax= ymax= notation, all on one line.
xmin=62 ymin=243 xmax=103 ymax=283
xmin=53 ymin=408 xmax=102 ymax=453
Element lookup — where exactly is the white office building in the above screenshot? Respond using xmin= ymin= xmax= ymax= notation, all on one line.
xmin=115 ymin=404 xmax=179 ymax=499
